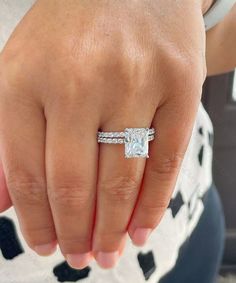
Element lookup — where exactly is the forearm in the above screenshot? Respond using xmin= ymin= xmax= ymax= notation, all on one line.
xmin=206 ymin=3 xmax=236 ymax=76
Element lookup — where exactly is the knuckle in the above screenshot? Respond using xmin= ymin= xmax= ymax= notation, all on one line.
xmin=23 ymin=225 xmax=55 ymax=246
xmin=57 ymin=233 xmax=91 ymax=254
xmin=58 ymin=233 xmax=89 ymax=245
xmin=24 ymin=224 xmax=55 ymax=236
xmin=141 ymin=198 xmax=170 ymax=214
xmin=150 ymin=153 xmax=184 ymax=181
xmin=166 ymin=52 xmax=204 ymax=92
xmin=0 ymin=43 xmax=45 ymax=95
xmin=139 ymin=199 xmax=171 ymax=228
xmin=1 ymin=50 xmax=26 ymax=80
xmin=95 ymin=230 xmax=124 ymax=248
xmin=7 ymin=176 xmax=47 ymax=205
xmin=48 ymin=181 xmax=92 ymax=208
xmin=0 ymin=59 xmax=32 ymax=98
xmin=99 ymin=175 xmax=139 ymax=202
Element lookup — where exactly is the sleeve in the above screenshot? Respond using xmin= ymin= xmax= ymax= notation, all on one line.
xmin=204 ymin=0 xmax=236 ymax=31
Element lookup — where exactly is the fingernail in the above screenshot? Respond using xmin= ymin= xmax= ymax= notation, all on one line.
xmin=34 ymin=241 xmax=57 ymax=256
xmin=96 ymin=251 xmax=119 ymax=269
xmin=66 ymin=252 xmax=92 ymax=269
xmin=132 ymin=228 xmax=152 ymax=246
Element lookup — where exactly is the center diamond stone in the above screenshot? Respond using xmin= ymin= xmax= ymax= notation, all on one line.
xmin=124 ymin=128 xmax=149 ymax=158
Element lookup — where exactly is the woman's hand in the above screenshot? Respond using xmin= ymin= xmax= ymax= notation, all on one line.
xmin=0 ymin=0 xmax=207 ymax=269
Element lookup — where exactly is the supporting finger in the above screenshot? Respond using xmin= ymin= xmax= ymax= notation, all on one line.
xmin=45 ymin=97 xmax=99 ymax=269
xmin=0 ymin=93 xmax=57 ymax=255
xmin=128 ymin=78 xmax=202 ymax=246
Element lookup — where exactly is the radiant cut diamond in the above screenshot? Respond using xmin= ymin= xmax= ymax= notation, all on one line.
xmin=124 ymin=128 xmax=149 ymax=158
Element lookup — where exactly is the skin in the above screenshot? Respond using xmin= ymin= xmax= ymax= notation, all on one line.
xmin=206 ymin=3 xmax=236 ymax=75
xmin=0 ymin=0 xmax=221 ymax=270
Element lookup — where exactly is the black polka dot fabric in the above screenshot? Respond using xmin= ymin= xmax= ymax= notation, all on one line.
xmin=168 ymin=192 xmax=184 ymax=218
xmin=53 ymin=262 xmax=91 ymax=282
xmin=0 ymin=217 xmax=24 ymax=260
xmin=137 ymin=251 xmax=156 ymax=281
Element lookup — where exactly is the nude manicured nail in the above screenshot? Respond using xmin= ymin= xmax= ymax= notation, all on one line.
xmin=96 ymin=251 xmax=119 ymax=269
xmin=34 ymin=241 xmax=57 ymax=256
xmin=132 ymin=228 xmax=152 ymax=246
xmin=66 ymin=252 xmax=92 ymax=269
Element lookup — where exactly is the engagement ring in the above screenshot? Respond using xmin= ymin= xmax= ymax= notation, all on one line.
xmin=97 ymin=127 xmax=156 ymax=158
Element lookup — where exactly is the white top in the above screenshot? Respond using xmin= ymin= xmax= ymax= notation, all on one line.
xmin=204 ymin=0 xmax=236 ymax=30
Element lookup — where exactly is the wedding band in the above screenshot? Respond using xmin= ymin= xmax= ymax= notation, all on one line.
xmin=97 ymin=127 xmax=156 ymax=158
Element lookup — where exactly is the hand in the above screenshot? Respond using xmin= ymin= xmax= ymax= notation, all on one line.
xmin=0 ymin=0 xmax=207 ymax=269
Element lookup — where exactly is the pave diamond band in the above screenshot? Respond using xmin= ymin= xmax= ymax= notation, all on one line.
xmin=97 ymin=134 xmax=155 ymax=144
xmin=97 ymin=127 xmax=156 ymax=158
xmin=98 ymin=128 xmax=155 ymax=138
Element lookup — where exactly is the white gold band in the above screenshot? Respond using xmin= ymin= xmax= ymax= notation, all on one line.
xmin=98 ymin=134 xmax=155 ymax=144
xmin=97 ymin=127 xmax=155 ymax=139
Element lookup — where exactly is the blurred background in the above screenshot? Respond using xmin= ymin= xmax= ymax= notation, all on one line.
xmin=202 ymin=71 xmax=236 ymax=282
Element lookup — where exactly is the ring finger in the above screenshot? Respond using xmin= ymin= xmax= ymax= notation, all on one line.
xmin=92 ymin=108 xmax=155 ymax=269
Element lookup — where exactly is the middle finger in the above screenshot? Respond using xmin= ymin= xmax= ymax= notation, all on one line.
xmin=45 ymin=96 xmax=99 ymax=269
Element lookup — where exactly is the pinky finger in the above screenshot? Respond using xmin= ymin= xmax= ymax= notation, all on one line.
xmin=128 ymin=92 xmax=201 ymax=246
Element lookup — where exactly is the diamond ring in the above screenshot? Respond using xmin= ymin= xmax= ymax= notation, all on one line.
xmin=97 ymin=127 xmax=156 ymax=158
